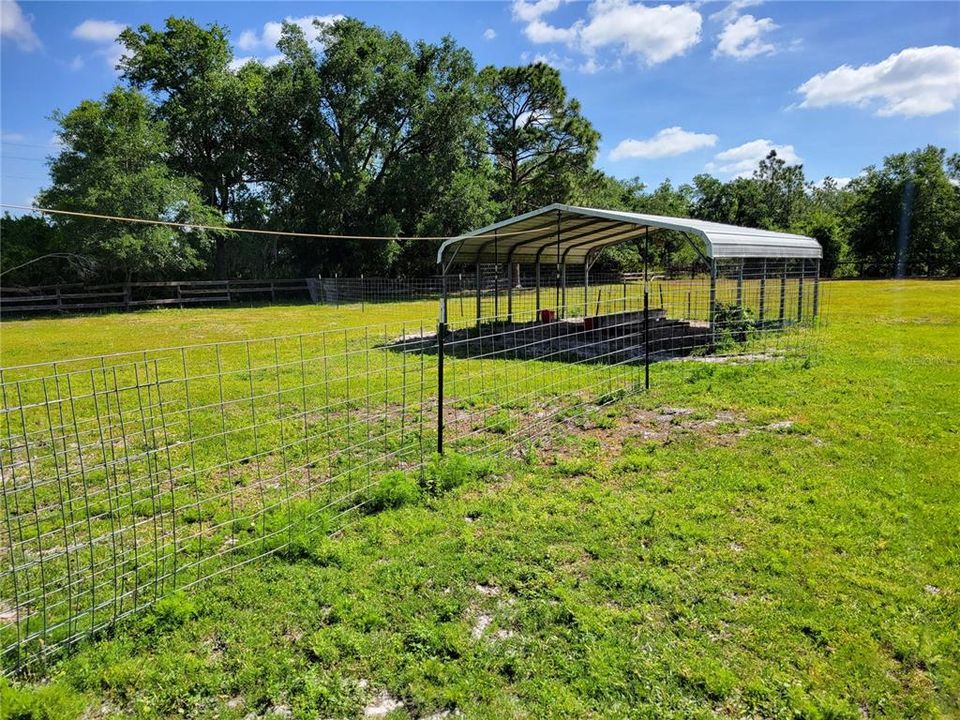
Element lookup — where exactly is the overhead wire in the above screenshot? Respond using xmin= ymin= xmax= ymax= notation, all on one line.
xmin=0 ymin=203 xmax=545 ymax=242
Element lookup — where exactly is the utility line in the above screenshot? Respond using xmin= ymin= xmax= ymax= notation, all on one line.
xmin=1 ymin=203 xmax=541 ymax=242
xmin=0 ymin=154 xmax=48 ymax=162
xmin=1 ymin=141 xmax=57 ymax=151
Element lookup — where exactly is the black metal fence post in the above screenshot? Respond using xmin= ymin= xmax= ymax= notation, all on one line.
xmin=437 ymin=278 xmax=447 ymax=455
xmin=437 ymin=323 xmax=445 ymax=455
xmin=644 ymin=227 xmax=650 ymax=390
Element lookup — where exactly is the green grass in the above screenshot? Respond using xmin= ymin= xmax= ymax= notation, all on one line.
xmin=1 ymin=280 xmax=958 ymax=718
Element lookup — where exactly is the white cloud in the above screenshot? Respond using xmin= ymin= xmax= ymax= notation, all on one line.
xmin=70 ymin=18 xmax=126 ymax=70
xmin=524 ymin=18 xmax=579 ymax=44
xmin=814 ymin=176 xmax=852 ymax=189
xmin=527 ymin=50 xmax=573 ymax=70
xmin=715 ymin=14 xmax=778 ymax=59
xmin=709 ymin=0 xmax=764 ymax=26
xmin=0 ymin=0 xmax=41 ymax=51
xmin=579 ymin=0 xmax=703 ymax=65
xmin=512 ymin=0 xmax=565 ymax=23
xmin=579 ymin=56 xmax=603 ymax=74
xmin=517 ymin=0 xmax=703 ymax=67
xmin=797 ymin=45 xmax=960 ymax=118
xmin=235 ymin=30 xmax=259 ymax=52
xmin=483 ymin=28 xmax=497 ymax=40
xmin=72 ymin=19 xmax=125 ymax=42
xmin=706 ymin=139 xmax=800 ymax=177
xmin=1 ymin=131 xmax=26 ymax=143
xmin=228 ymin=54 xmax=283 ymax=71
xmin=235 ymin=14 xmax=343 ymax=53
xmin=610 ymin=126 xmax=718 ymax=160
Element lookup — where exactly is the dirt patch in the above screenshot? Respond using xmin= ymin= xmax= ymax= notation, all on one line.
xmin=363 ymin=690 xmax=404 ymax=717
xmin=555 ymin=403 xmax=806 ymax=455
xmin=471 ymin=613 xmax=492 ymax=639
xmin=680 ymin=350 xmax=786 ymax=364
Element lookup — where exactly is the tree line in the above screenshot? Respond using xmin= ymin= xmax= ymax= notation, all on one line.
xmin=2 ymin=16 xmax=958 ymax=287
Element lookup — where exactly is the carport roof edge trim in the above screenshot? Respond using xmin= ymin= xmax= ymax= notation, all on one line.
xmin=436 ymin=203 xmax=822 ymax=266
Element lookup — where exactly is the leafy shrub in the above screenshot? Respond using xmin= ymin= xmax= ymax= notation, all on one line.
xmin=363 ymin=471 xmax=421 ymax=513
xmin=138 ymin=592 xmax=197 ymax=635
xmin=420 ymin=452 xmax=493 ymax=497
xmin=713 ymin=301 xmax=757 ymax=344
xmin=0 ymin=679 xmax=85 ymax=720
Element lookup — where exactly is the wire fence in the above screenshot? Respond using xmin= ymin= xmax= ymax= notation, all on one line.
xmin=0 ymin=324 xmax=439 ymax=670
xmin=0 ymin=262 xmax=822 ymax=673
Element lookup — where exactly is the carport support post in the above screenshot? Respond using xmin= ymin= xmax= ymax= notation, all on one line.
xmin=736 ymin=260 xmax=744 ymax=308
xmin=507 ymin=263 xmax=513 ymax=322
xmin=475 ymin=261 xmax=482 ymax=329
xmin=779 ymin=260 xmax=787 ymax=325
xmin=797 ymin=259 xmax=805 ymax=322
xmin=812 ymin=259 xmax=821 ymax=320
xmin=759 ymin=259 xmax=767 ymax=325
xmin=535 ymin=259 xmax=541 ymax=317
xmin=493 ymin=231 xmax=500 ymax=319
xmin=584 ymin=258 xmax=590 ymax=315
xmin=560 ymin=264 xmax=567 ymax=318
xmin=555 ymin=212 xmax=562 ymax=313
xmin=708 ymin=260 xmax=717 ymax=345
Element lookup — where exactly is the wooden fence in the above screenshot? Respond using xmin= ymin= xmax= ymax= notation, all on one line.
xmin=0 ymin=278 xmax=317 ymax=316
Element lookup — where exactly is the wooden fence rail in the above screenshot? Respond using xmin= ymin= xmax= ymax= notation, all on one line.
xmin=0 ymin=278 xmax=317 ymax=316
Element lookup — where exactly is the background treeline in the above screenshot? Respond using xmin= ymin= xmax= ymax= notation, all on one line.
xmin=2 ymin=16 xmax=959 ymax=287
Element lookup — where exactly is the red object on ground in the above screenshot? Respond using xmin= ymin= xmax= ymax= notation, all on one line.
xmin=539 ymin=309 xmax=555 ymax=323
xmin=583 ymin=316 xmax=596 ymax=331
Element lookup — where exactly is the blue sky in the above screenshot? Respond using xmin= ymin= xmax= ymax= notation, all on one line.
xmin=2 ymin=0 xmax=959 ymax=211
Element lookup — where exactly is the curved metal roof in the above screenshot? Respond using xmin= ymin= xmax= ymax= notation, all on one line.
xmin=437 ymin=204 xmax=822 ymax=268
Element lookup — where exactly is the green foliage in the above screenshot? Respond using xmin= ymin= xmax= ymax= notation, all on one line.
xmin=0 ymin=679 xmax=85 ymax=720
xmin=38 ymin=87 xmax=224 ymax=282
xmin=480 ymin=62 xmax=599 ymax=216
xmin=8 ymin=12 xmax=954 ymax=283
xmin=713 ymin=301 xmax=758 ymax=344
xmin=138 ymin=592 xmax=198 ymax=634
xmin=119 ymin=18 xmax=260 ymax=277
xmin=846 ymin=145 xmax=960 ymax=276
xmin=256 ymin=18 xmax=484 ymax=276
xmin=363 ymin=471 xmax=421 ymax=513
xmin=420 ymin=452 xmax=492 ymax=497
xmin=0 ymin=214 xmax=76 ymax=286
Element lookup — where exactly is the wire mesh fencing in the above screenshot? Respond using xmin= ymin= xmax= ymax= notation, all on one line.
xmin=1 ymin=260 xmax=824 ymax=672
xmin=0 ymin=324 xmax=438 ymax=671
xmin=433 ymin=258 xmax=824 ymax=456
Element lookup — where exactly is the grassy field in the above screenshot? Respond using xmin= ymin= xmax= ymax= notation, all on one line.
xmin=1 ymin=280 xmax=958 ymax=719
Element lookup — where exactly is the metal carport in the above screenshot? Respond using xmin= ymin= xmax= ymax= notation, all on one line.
xmin=436 ymin=203 xmax=822 ymax=326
